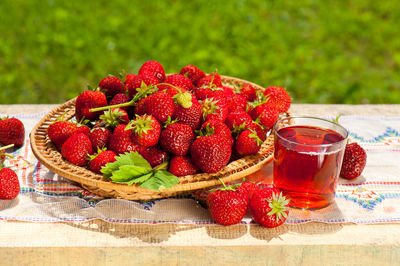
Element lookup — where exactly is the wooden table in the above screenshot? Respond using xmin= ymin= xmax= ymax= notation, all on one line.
xmin=1 ymin=104 xmax=400 ymax=266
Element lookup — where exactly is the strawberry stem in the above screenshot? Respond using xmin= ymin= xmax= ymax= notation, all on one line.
xmin=0 ymin=144 xmax=15 ymax=150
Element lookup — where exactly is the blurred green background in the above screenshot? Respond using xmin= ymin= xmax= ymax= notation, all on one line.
xmin=1 ymin=0 xmax=400 ymax=104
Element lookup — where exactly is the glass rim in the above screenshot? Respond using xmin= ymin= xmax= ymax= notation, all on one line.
xmin=273 ymin=116 xmax=349 ymax=148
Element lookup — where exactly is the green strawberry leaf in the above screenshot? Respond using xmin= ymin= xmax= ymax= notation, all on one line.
xmin=140 ymin=170 xmax=179 ymax=191
xmin=110 ymin=165 xmax=151 ymax=183
xmin=125 ymin=172 xmax=154 ymax=185
xmin=101 ymin=152 xmax=152 ymax=178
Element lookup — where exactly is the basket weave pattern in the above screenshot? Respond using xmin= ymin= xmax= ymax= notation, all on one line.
xmin=30 ymin=75 xmax=276 ymax=200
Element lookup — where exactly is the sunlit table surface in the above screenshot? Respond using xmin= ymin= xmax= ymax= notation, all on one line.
xmin=1 ymin=104 xmax=400 ymax=266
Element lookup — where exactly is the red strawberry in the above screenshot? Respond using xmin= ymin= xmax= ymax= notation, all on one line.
xmin=179 ymin=65 xmax=206 ymax=86
xmin=47 ymin=120 xmax=78 ymax=149
xmin=99 ymin=76 xmax=125 ymax=97
xmin=75 ymin=90 xmax=107 ymax=121
xmin=172 ymin=92 xmax=202 ymax=130
xmin=222 ymin=86 xmax=234 ymax=97
xmin=124 ymin=73 xmax=137 ymax=85
xmin=127 ymin=114 xmax=161 ymax=147
xmin=0 ymin=167 xmax=20 ymax=200
xmin=190 ymin=135 xmax=231 ymax=173
xmin=160 ymin=123 xmax=194 ymax=156
xmin=144 ymin=91 xmax=175 ymax=123
xmin=126 ymin=73 xmax=159 ymax=98
xmin=247 ymin=121 xmax=267 ymax=141
xmin=108 ymin=124 xmax=140 ymax=155
xmin=226 ymin=94 xmax=247 ymax=113
xmin=158 ymin=74 xmax=194 ymax=95
xmin=250 ymin=187 xmax=290 ymax=228
xmin=76 ymin=124 xmax=90 ymax=136
xmin=235 ymin=129 xmax=263 ymax=155
xmin=200 ymin=97 xmax=228 ymax=123
xmin=0 ymin=117 xmax=25 ymax=147
xmin=206 ymin=182 xmax=248 ymax=226
xmin=199 ymin=120 xmax=233 ymax=147
xmin=239 ymin=84 xmax=256 ymax=102
xmin=88 ymin=149 xmax=117 ymax=174
xmin=109 ymin=93 xmax=132 ymax=113
xmin=168 ymin=156 xmax=199 ymax=177
xmin=197 ymin=73 xmax=223 ymax=88
xmin=100 ymin=108 xmax=130 ymax=128
xmin=138 ymin=60 xmax=166 ymax=82
xmin=61 ymin=133 xmax=93 ymax=166
xmin=236 ymin=181 xmax=260 ymax=202
xmin=195 ymin=86 xmax=225 ymax=101
xmin=89 ymin=127 xmax=111 ymax=150
xmin=340 ymin=142 xmax=367 ymax=180
xmin=224 ymin=110 xmax=252 ymax=132
xmin=134 ymin=96 xmax=148 ymax=116
xmin=263 ymin=86 xmax=291 ymax=113
xmin=138 ymin=145 xmax=168 ymax=168
xmin=249 ymin=103 xmax=279 ymax=129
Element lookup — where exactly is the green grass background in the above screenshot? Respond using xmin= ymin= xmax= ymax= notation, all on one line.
xmin=1 ymin=0 xmax=400 ymax=104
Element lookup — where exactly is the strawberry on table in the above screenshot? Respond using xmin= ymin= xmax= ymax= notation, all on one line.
xmin=206 ymin=180 xmax=248 ymax=226
xmin=0 ymin=117 xmax=25 ymax=147
xmin=250 ymin=187 xmax=290 ymax=228
xmin=99 ymin=76 xmax=125 ymax=98
xmin=190 ymin=135 xmax=231 ymax=173
xmin=340 ymin=142 xmax=367 ymax=180
xmin=127 ymin=114 xmax=161 ymax=147
xmin=236 ymin=181 xmax=260 ymax=202
xmin=75 ymin=89 xmax=108 ymax=121
xmin=263 ymin=86 xmax=291 ymax=114
xmin=0 ymin=167 xmax=20 ymax=200
xmin=160 ymin=123 xmax=194 ymax=156
xmin=179 ymin=65 xmax=206 ymax=86
xmin=88 ymin=149 xmax=117 ymax=174
xmin=138 ymin=60 xmax=166 ymax=83
xmin=61 ymin=133 xmax=93 ymax=166
xmin=168 ymin=156 xmax=199 ymax=177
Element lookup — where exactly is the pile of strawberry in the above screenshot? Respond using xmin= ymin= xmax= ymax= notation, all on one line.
xmin=48 ymin=60 xmax=291 ymax=184
xmin=207 ymin=180 xmax=290 ymax=227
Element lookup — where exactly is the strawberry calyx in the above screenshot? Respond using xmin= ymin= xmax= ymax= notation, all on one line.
xmin=99 ymin=108 xmax=127 ymax=127
xmin=0 ymin=144 xmax=15 ymax=166
xmin=87 ymin=147 xmax=107 ymax=162
xmin=248 ymin=129 xmax=263 ymax=146
xmin=200 ymin=98 xmax=221 ymax=120
xmin=232 ymin=122 xmax=248 ymax=137
xmin=266 ymin=191 xmax=290 ymax=222
xmin=163 ymin=116 xmax=178 ymax=128
xmin=210 ymin=178 xmax=241 ymax=192
xmin=126 ymin=114 xmax=155 ymax=135
xmin=196 ymin=123 xmax=215 ymax=137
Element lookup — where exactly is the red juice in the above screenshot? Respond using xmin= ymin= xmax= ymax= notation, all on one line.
xmin=273 ymin=125 xmax=346 ymax=210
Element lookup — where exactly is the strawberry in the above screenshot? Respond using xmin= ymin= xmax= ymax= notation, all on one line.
xmin=179 ymin=65 xmax=206 ymax=86
xmin=249 ymin=102 xmax=279 ymax=129
xmin=168 ymin=156 xmax=199 ymax=177
xmin=144 ymin=91 xmax=175 ymax=123
xmin=247 ymin=121 xmax=267 ymax=141
xmin=263 ymin=86 xmax=291 ymax=113
xmin=109 ymin=93 xmax=132 ymax=114
xmin=236 ymin=181 xmax=260 ymax=202
xmin=195 ymin=85 xmax=225 ymax=101
xmin=138 ymin=145 xmax=168 ymax=168
xmin=75 ymin=90 xmax=107 ymax=121
xmin=127 ymin=114 xmax=161 ymax=147
xmin=222 ymin=86 xmax=234 ymax=97
xmin=226 ymin=94 xmax=247 ymax=113
xmin=199 ymin=120 xmax=233 ymax=147
xmin=0 ymin=167 xmax=20 ymax=200
xmin=206 ymin=181 xmax=248 ymax=226
xmin=99 ymin=108 xmax=130 ymax=128
xmin=61 ymin=133 xmax=93 ymax=166
xmin=0 ymin=117 xmax=25 ymax=147
xmin=89 ymin=127 xmax=111 ymax=150
xmin=172 ymin=92 xmax=202 ymax=130
xmin=224 ymin=110 xmax=252 ymax=132
xmin=47 ymin=120 xmax=78 ymax=149
xmin=158 ymin=74 xmax=194 ymax=95
xmin=160 ymin=123 xmax=194 ymax=156
xmin=340 ymin=142 xmax=367 ymax=180
xmin=108 ymin=124 xmax=140 ymax=155
xmin=200 ymin=97 xmax=228 ymax=123
xmin=197 ymin=73 xmax=223 ymax=88
xmin=249 ymin=187 xmax=290 ymax=228
xmin=235 ymin=129 xmax=263 ymax=155
xmin=88 ymin=149 xmax=117 ymax=174
xmin=134 ymin=96 xmax=148 ymax=116
xmin=76 ymin=124 xmax=91 ymax=136
xmin=238 ymin=84 xmax=256 ymax=102
xmin=124 ymin=73 xmax=137 ymax=85
xmin=126 ymin=73 xmax=159 ymax=98
xmin=99 ymin=76 xmax=125 ymax=98
xmin=138 ymin=60 xmax=166 ymax=82
xmin=190 ymin=135 xmax=231 ymax=173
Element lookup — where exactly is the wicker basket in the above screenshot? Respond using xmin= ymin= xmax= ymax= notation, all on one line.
xmin=30 ymin=75 xmax=279 ymax=200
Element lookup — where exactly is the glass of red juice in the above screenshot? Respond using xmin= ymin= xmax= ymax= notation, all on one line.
xmin=273 ymin=117 xmax=348 ymax=210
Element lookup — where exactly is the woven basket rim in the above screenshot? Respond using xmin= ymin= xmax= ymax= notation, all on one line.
xmin=30 ymin=75 xmax=280 ymax=200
